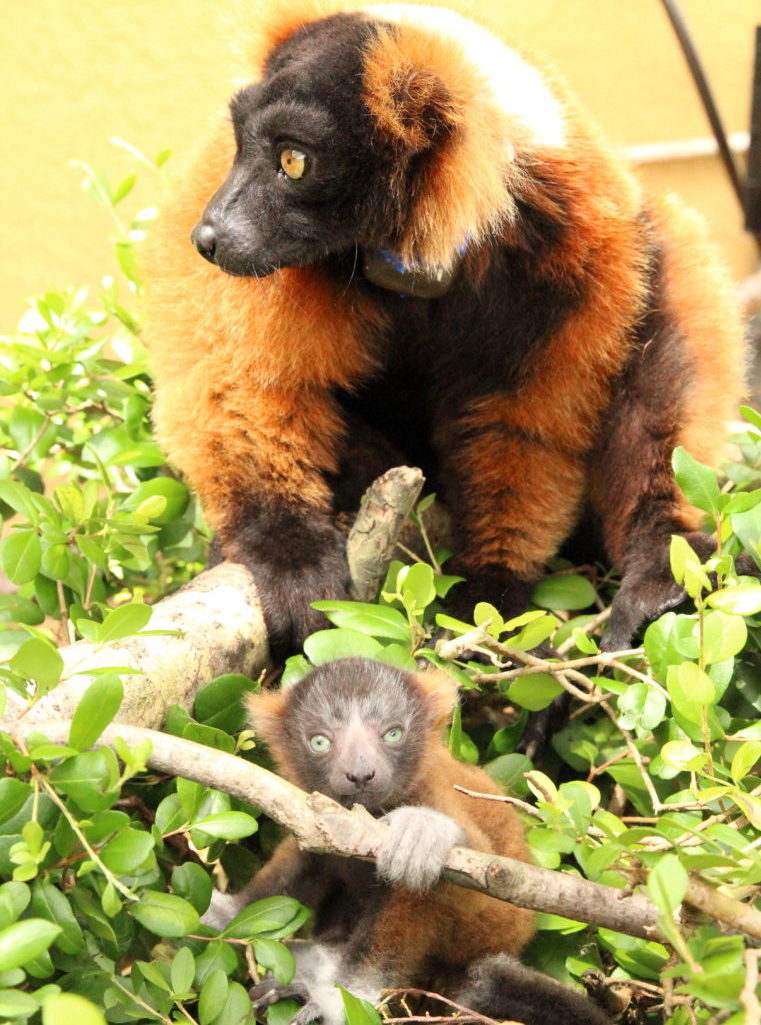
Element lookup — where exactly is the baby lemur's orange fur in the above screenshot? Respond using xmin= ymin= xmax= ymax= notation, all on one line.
xmin=246 ymin=659 xmax=534 ymax=985
xmin=212 ymin=659 xmax=609 ymax=1025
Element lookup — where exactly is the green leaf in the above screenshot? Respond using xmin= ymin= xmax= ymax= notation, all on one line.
xmin=96 ymin=602 xmax=151 ymax=643
xmin=101 ymin=881 xmax=121 ymax=918
xmin=76 ymin=536 xmax=108 ymax=571
xmin=667 ymin=661 xmax=716 ymax=723
xmin=154 ymin=794 xmax=186 ymax=835
xmin=707 ymin=584 xmax=761 ymax=616
xmin=532 ymin=574 xmax=596 ymax=611
xmin=303 ymin=628 xmax=382 ymax=664
xmin=660 ymin=740 xmax=708 ymax=772
xmin=182 ymin=721 xmax=236 ymax=754
xmin=0 ymin=883 xmax=31 ymax=930
xmin=100 ymin=827 xmax=155 ymax=874
xmin=281 ymin=655 xmax=312 ymax=688
xmin=484 ymin=753 xmax=532 ymax=794
xmin=0 ymin=482 xmax=40 ymax=523
xmin=194 ymin=674 xmax=258 ymax=732
xmin=124 ymin=478 xmax=189 ymax=525
xmin=0 ymin=919 xmax=61 ymax=972
xmin=669 ymin=535 xmax=710 ymax=597
xmin=0 ymin=781 xmax=33 ymax=828
xmin=223 ymin=896 xmax=307 ymax=940
xmin=508 ymin=673 xmax=564 ymax=711
xmin=190 ymin=812 xmax=258 ymax=840
xmin=732 ymin=792 xmax=761 ymax=829
xmin=54 ymin=485 xmax=85 ymax=524
xmin=339 ymin=986 xmax=382 ymax=1025
xmin=69 ymin=675 xmax=123 ymax=750
xmin=209 ymin=981 xmax=251 ymax=1025
xmin=508 ymin=613 xmax=558 ymax=651
xmin=730 ymin=740 xmax=761 ymax=783
xmin=672 ymin=446 xmax=721 ymax=515
xmin=199 ymin=969 xmax=229 ymax=1025
xmin=50 ymin=749 xmax=120 ymax=812
xmin=31 ymin=880 xmax=85 ymax=955
xmin=170 ymin=945 xmax=196 ymax=996
xmin=9 ymin=637 xmax=63 ymax=690
xmin=397 ymin=563 xmax=436 ymax=610
xmin=195 ymin=940 xmax=239 ymax=985
xmin=0 ymin=989 xmax=40 ymax=1018
xmin=447 ymin=703 xmax=479 ymax=764
xmin=130 ymin=891 xmax=200 ymax=938
xmin=1 ymin=530 xmax=42 ymax=584
xmin=474 ymin=602 xmax=504 ymax=637
xmin=43 ymin=992 xmax=107 ymax=1025
xmin=40 ymin=543 xmax=69 ymax=579
xmin=617 ymin=683 xmax=667 ymax=732
xmin=0 ymin=594 xmax=44 ymax=626
xmin=701 ymin=610 xmax=747 ymax=664
xmin=171 ymin=863 xmax=213 ymax=916
xmin=311 ymin=601 xmax=411 ymax=642
xmin=646 ymin=853 xmax=688 ymax=917
xmin=729 ymin=502 xmax=761 ymax=569
xmin=253 ymin=937 xmax=295 ymax=984
xmin=267 ymin=1001 xmax=302 ymax=1025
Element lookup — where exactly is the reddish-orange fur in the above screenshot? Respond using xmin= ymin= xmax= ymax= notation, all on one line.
xmin=146 ymin=116 xmax=385 ymax=533
xmin=145 ymin=0 xmax=746 ymax=652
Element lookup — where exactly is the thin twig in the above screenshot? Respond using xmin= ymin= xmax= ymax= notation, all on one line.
xmin=380 ymin=988 xmax=502 ymax=1025
xmin=453 ymin=784 xmax=544 ymax=820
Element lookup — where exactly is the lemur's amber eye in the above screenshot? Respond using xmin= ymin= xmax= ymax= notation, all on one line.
xmin=382 ymin=727 xmax=404 ymax=745
xmin=309 ymin=734 xmax=331 ymax=753
xmin=279 ymin=148 xmax=309 ymax=180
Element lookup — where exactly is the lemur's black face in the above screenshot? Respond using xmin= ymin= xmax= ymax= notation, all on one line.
xmin=191 ymin=14 xmax=397 ymax=277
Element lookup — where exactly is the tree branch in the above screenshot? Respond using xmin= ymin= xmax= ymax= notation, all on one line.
xmin=348 ymin=466 xmax=425 ymax=601
xmin=3 ymin=719 xmax=668 ymax=942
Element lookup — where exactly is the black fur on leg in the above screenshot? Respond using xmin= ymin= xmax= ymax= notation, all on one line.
xmin=456 ymin=953 xmax=612 ymax=1025
xmin=227 ymin=501 xmax=350 ymax=661
xmin=603 ymin=529 xmax=758 ymax=652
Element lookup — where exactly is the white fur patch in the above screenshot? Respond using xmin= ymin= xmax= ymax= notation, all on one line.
xmin=291 ymin=943 xmax=382 ymax=1025
xmin=365 ymin=3 xmax=565 ymax=147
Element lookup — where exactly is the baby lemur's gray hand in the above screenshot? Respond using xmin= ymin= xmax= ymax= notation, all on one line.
xmin=375 ymin=805 xmax=466 ymax=891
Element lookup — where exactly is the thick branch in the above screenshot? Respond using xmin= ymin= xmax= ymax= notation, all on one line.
xmin=5 ymin=467 xmax=423 ymax=728
xmin=4 ymin=719 xmax=666 ymax=942
xmin=348 ymin=466 xmax=424 ymax=601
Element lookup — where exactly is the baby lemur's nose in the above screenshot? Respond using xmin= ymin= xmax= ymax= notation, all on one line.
xmin=346 ymin=769 xmax=376 ymax=786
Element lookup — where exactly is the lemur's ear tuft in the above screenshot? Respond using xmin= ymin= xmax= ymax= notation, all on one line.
xmin=412 ymin=669 xmax=460 ymax=726
xmin=245 ymin=689 xmax=288 ymax=748
xmin=363 ymin=29 xmax=460 ymax=153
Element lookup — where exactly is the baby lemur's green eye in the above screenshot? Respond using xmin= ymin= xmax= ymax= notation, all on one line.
xmin=382 ymin=726 xmax=404 ymax=745
xmin=279 ymin=148 xmax=309 ymax=180
xmin=309 ymin=734 xmax=331 ymax=752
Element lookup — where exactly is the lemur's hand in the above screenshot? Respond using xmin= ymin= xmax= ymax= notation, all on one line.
xmin=376 ymin=805 xmax=465 ymax=891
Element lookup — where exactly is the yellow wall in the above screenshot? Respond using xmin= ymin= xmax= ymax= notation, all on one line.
xmin=1 ymin=0 xmax=758 ymax=332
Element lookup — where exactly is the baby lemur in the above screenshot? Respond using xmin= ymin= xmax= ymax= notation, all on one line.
xmin=210 ymin=658 xmax=610 ymax=1025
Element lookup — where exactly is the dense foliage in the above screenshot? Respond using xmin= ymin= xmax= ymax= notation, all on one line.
xmin=1 ymin=150 xmax=761 ymax=1025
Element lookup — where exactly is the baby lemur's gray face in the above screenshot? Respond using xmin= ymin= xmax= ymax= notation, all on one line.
xmin=280 ymin=659 xmax=429 ymax=812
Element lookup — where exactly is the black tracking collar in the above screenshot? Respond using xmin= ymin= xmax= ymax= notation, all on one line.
xmin=362 ymin=248 xmax=463 ymax=298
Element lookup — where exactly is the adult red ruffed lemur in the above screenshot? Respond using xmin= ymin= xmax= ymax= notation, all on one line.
xmin=145 ymin=0 xmax=745 ymax=657
xmin=205 ymin=658 xmax=610 ymax=1025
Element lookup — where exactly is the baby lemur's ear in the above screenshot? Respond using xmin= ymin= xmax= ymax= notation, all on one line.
xmin=245 ymin=690 xmax=288 ymax=750
xmin=412 ymin=669 xmax=460 ymax=727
